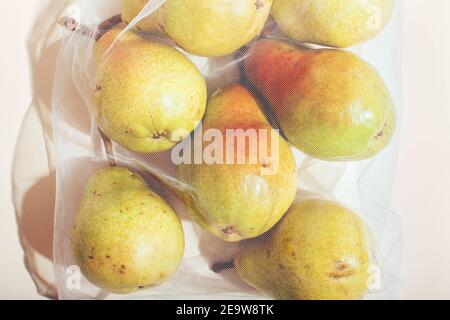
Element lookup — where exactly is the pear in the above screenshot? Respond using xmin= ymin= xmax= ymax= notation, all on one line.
xmin=245 ymin=39 xmax=396 ymax=161
xmin=122 ymin=0 xmax=273 ymax=57
xmin=272 ymin=0 xmax=394 ymax=48
xmin=72 ymin=167 xmax=185 ymax=294
xmin=235 ymin=199 xmax=375 ymax=300
xmin=178 ymin=84 xmax=297 ymax=242
xmin=94 ymin=28 xmax=207 ymax=153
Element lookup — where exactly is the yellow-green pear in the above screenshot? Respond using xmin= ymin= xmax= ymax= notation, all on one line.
xmin=178 ymin=84 xmax=297 ymax=242
xmin=123 ymin=0 xmax=273 ymax=57
xmin=72 ymin=167 xmax=185 ymax=294
xmin=245 ymin=40 xmax=396 ymax=161
xmin=94 ymin=28 xmax=207 ymax=153
xmin=272 ymin=0 xmax=394 ymax=48
xmin=235 ymin=199 xmax=375 ymax=300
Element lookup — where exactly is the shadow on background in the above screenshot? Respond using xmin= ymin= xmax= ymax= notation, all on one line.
xmin=16 ymin=172 xmax=57 ymax=299
xmin=20 ymin=172 xmax=56 ymax=262
xmin=12 ymin=0 xmax=70 ymax=300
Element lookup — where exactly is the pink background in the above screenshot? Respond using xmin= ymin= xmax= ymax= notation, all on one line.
xmin=0 ymin=0 xmax=449 ymax=299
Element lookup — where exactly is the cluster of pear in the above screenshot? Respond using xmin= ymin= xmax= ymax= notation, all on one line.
xmin=72 ymin=0 xmax=395 ymax=299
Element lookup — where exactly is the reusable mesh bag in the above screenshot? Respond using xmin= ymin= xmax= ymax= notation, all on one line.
xmin=27 ymin=0 xmax=405 ymax=299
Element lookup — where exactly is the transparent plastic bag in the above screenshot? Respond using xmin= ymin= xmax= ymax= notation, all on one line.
xmin=35 ymin=0 xmax=407 ymax=299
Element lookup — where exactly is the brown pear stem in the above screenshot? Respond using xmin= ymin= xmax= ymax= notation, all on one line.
xmin=97 ymin=14 xmax=123 ymax=33
xmin=98 ymin=128 xmax=117 ymax=168
xmin=211 ymin=260 xmax=236 ymax=274
xmin=59 ymin=14 xmax=122 ymax=41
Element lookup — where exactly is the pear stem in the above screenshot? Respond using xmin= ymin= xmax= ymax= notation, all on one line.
xmin=97 ymin=14 xmax=123 ymax=33
xmin=211 ymin=260 xmax=236 ymax=274
xmin=99 ymin=128 xmax=117 ymax=168
xmin=59 ymin=14 xmax=122 ymax=41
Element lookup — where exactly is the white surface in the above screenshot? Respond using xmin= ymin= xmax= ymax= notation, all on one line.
xmin=0 ymin=0 xmax=449 ymax=300
xmin=392 ymin=0 xmax=450 ymax=299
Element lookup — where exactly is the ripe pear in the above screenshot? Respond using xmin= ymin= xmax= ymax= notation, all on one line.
xmin=72 ymin=167 xmax=185 ymax=294
xmin=235 ymin=199 xmax=375 ymax=300
xmin=272 ymin=0 xmax=394 ymax=48
xmin=178 ymin=84 xmax=297 ymax=242
xmin=94 ymin=28 xmax=207 ymax=153
xmin=245 ymin=40 xmax=396 ymax=161
xmin=123 ymin=0 xmax=273 ymax=57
